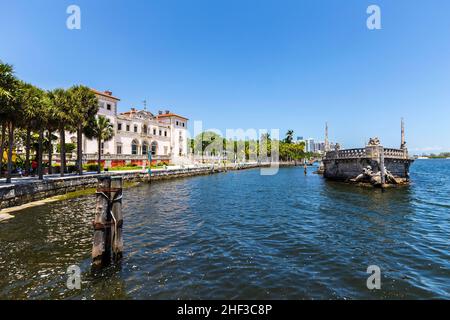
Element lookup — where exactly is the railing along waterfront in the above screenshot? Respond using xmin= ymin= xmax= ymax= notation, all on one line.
xmin=42 ymin=154 xmax=171 ymax=162
xmin=325 ymin=148 xmax=367 ymax=160
xmin=325 ymin=147 xmax=407 ymax=160
xmin=384 ymin=148 xmax=407 ymax=159
xmin=83 ymin=154 xmax=170 ymax=161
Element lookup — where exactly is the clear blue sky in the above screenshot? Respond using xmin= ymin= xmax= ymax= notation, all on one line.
xmin=1 ymin=0 xmax=449 ymax=154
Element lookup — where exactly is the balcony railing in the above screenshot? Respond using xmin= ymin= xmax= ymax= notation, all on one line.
xmin=83 ymin=154 xmax=171 ymax=161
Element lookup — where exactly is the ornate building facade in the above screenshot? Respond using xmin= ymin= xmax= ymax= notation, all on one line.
xmin=70 ymin=89 xmax=189 ymax=167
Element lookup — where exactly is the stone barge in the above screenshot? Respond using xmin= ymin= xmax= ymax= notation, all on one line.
xmin=323 ymin=142 xmax=413 ymax=186
xmin=322 ymin=121 xmax=414 ymax=187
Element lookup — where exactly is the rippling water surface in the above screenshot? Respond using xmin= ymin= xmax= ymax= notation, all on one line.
xmin=0 ymin=160 xmax=449 ymax=299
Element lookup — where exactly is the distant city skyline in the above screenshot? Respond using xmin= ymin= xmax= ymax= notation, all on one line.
xmin=1 ymin=0 xmax=449 ymax=153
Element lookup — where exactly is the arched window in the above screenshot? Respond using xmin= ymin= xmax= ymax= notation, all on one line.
xmin=143 ymin=125 xmax=148 ymax=135
xmin=151 ymin=141 xmax=158 ymax=156
xmin=132 ymin=139 xmax=139 ymax=155
xmin=142 ymin=141 xmax=149 ymax=155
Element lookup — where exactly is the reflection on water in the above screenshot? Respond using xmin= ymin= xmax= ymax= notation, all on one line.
xmin=0 ymin=160 xmax=449 ymax=299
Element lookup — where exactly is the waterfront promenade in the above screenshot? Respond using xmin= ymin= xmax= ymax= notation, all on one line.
xmin=0 ymin=165 xmax=201 ymax=186
xmin=0 ymin=165 xmax=206 ymax=220
xmin=0 ymin=162 xmax=286 ymax=212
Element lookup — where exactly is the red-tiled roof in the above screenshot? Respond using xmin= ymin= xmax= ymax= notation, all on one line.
xmin=91 ymin=89 xmax=121 ymax=101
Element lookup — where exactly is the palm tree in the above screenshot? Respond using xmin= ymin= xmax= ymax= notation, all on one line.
xmin=88 ymin=116 xmax=114 ymax=173
xmin=20 ymin=83 xmax=49 ymax=180
xmin=44 ymin=105 xmax=60 ymax=175
xmin=0 ymin=63 xmax=10 ymax=178
xmin=67 ymin=86 xmax=99 ymax=175
xmin=36 ymin=91 xmax=50 ymax=180
xmin=0 ymin=121 xmax=5 ymax=177
xmin=44 ymin=131 xmax=58 ymax=174
xmin=0 ymin=61 xmax=19 ymax=183
xmin=259 ymin=133 xmax=272 ymax=159
xmin=48 ymin=89 xmax=70 ymax=177
xmin=285 ymin=130 xmax=294 ymax=144
xmin=20 ymin=82 xmax=42 ymax=176
xmin=0 ymin=62 xmax=14 ymax=106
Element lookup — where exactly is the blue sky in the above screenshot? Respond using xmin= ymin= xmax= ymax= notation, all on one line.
xmin=1 ymin=0 xmax=449 ymax=153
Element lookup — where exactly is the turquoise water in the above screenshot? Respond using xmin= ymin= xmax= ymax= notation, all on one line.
xmin=0 ymin=159 xmax=449 ymax=299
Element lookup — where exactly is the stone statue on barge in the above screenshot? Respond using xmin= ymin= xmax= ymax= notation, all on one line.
xmin=322 ymin=119 xmax=414 ymax=188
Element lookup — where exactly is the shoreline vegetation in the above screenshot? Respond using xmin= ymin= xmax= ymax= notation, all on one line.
xmin=416 ymin=153 xmax=450 ymax=159
xmin=1 ymin=59 xmax=321 ymax=184
xmin=1 ymin=60 xmax=115 ymax=181
xmin=1 ymin=58 xmax=322 ymax=216
xmin=189 ymin=130 xmax=319 ymax=163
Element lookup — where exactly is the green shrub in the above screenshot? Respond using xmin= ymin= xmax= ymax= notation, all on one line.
xmin=66 ymin=165 xmax=77 ymax=173
xmin=110 ymin=164 xmax=142 ymax=171
xmin=56 ymin=143 xmax=76 ymax=154
xmin=83 ymin=163 xmax=103 ymax=172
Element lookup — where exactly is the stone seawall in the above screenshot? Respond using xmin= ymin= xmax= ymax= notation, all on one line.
xmin=0 ymin=163 xmax=269 ymax=210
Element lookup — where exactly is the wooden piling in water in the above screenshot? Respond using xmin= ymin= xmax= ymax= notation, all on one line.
xmin=92 ymin=176 xmax=110 ymax=266
xmin=111 ymin=176 xmax=123 ymax=261
xmin=92 ymin=175 xmax=123 ymax=267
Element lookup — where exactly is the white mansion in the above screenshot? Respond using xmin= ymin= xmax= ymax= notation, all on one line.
xmin=72 ymin=89 xmax=189 ymax=167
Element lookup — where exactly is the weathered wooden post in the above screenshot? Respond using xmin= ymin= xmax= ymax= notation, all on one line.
xmin=111 ymin=176 xmax=123 ymax=261
xmin=92 ymin=176 xmax=111 ymax=267
xmin=92 ymin=175 xmax=123 ymax=267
